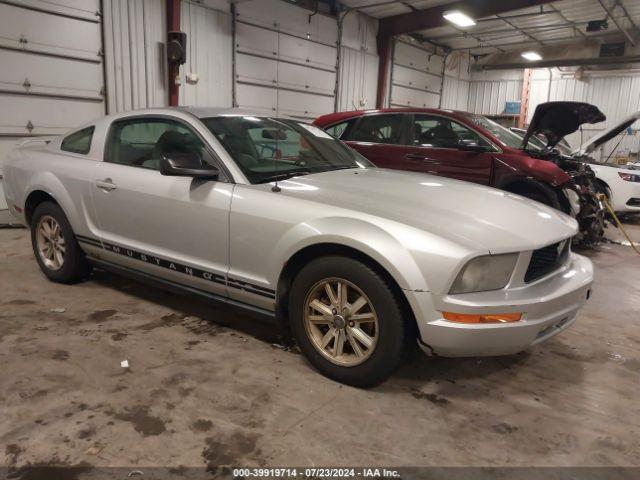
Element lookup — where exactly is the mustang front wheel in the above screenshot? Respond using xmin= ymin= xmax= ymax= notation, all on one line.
xmin=290 ymin=256 xmax=407 ymax=387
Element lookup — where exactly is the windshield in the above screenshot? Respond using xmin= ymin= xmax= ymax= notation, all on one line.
xmin=464 ymin=114 xmax=531 ymax=149
xmin=202 ymin=116 xmax=372 ymax=183
xmin=464 ymin=114 xmax=543 ymax=151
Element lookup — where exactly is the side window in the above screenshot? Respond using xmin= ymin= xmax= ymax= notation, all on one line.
xmin=345 ymin=114 xmax=405 ymax=145
xmin=413 ymin=114 xmax=488 ymax=148
xmin=325 ymin=120 xmax=352 ymax=139
xmin=61 ymin=126 xmax=94 ymax=155
xmin=105 ymin=118 xmax=208 ymax=170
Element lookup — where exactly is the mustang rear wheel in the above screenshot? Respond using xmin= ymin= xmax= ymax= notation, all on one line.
xmin=30 ymin=201 xmax=92 ymax=283
xmin=290 ymin=256 xmax=406 ymax=387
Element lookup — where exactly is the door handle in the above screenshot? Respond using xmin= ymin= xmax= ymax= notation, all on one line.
xmin=95 ymin=178 xmax=117 ymax=192
xmin=404 ymin=153 xmax=440 ymax=164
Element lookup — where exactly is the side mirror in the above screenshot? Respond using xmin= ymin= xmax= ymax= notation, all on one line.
xmin=160 ymin=152 xmax=219 ymax=179
xmin=457 ymin=139 xmax=491 ymax=153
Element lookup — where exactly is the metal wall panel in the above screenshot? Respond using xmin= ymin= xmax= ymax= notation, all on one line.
xmin=440 ymin=52 xmax=471 ymax=111
xmin=0 ymin=0 xmax=105 ymax=170
xmin=4 ymin=0 xmax=101 ymax=21
xmin=179 ymin=0 xmax=232 ymax=107
xmin=337 ymin=46 xmax=378 ymax=111
xmin=336 ymin=11 xmax=378 ymax=112
xmin=103 ymin=0 xmax=168 ymax=113
xmin=390 ymin=39 xmax=444 ymax=108
xmin=466 ymin=69 xmax=523 ymax=115
xmin=234 ymin=0 xmax=337 ymax=120
xmin=0 ymin=2 xmax=101 ymax=62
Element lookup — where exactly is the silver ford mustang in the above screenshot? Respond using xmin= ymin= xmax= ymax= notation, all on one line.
xmin=2 ymin=107 xmax=593 ymax=387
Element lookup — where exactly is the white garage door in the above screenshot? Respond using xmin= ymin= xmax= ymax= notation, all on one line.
xmin=390 ymin=39 xmax=443 ymax=109
xmin=0 ymin=0 xmax=105 ymax=165
xmin=234 ymin=0 xmax=337 ymax=121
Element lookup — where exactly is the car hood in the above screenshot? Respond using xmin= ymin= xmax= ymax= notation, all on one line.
xmin=275 ymin=168 xmax=577 ymax=254
xmin=573 ymin=111 xmax=640 ymax=156
xmin=522 ymin=101 xmax=606 ymax=150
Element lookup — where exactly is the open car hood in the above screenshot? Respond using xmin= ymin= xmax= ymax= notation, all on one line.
xmin=522 ymin=101 xmax=606 ymax=150
xmin=573 ymin=111 xmax=640 ymax=156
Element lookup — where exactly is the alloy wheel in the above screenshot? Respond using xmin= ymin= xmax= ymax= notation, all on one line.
xmin=303 ymin=278 xmax=379 ymax=366
xmin=36 ymin=215 xmax=66 ymax=271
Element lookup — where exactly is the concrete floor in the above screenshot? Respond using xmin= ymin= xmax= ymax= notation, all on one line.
xmin=1 ymin=221 xmax=639 ymax=472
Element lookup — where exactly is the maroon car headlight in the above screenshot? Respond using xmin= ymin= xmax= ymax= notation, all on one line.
xmin=449 ymin=253 xmax=519 ymax=294
xmin=619 ymin=172 xmax=640 ymax=183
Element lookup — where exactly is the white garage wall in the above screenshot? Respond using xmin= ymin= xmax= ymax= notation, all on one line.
xmin=440 ymin=52 xmax=471 ymax=111
xmin=390 ymin=39 xmax=443 ymax=109
xmin=103 ymin=0 xmax=168 ymax=113
xmin=467 ymin=69 xmax=523 ymax=115
xmin=336 ymin=11 xmax=378 ymax=112
xmin=234 ymin=0 xmax=337 ymax=120
xmin=529 ymin=68 xmax=640 ymax=159
xmin=0 ymin=0 xmax=105 ymax=169
xmin=179 ymin=0 xmax=232 ymax=107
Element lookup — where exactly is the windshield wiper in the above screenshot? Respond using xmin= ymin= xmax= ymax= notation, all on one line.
xmin=258 ymin=170 xmax=311 ymax=184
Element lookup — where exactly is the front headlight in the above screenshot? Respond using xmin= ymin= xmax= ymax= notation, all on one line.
xmin=619 ymin=172 xmax=640 ymax=183
xmin=450 ymin=253 xmax=519 ymax=294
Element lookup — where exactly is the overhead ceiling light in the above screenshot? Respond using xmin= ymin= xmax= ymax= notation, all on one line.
xmin=443 ymin=10 xmax=476 ymax=27
xmin=521 ymin=51 xmax=543 ymax=61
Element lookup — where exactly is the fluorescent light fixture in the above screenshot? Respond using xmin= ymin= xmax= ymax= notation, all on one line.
xmin=443 ymin=10 xmax=476 ymax=27
xmin=521 ymin=51 xmax=543 ymax=61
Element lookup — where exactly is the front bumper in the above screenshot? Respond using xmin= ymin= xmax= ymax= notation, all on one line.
xmin=408 ymin=253 xmax=593 ymax=357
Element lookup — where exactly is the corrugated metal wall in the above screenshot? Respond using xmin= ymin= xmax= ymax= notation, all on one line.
xmin=529 ymin=69 xmax=640 ymax=158
xmin=467 ymin=70 xmax=523 ymax=115
xmin=103 ymin=0 xmax=168 ymax=113
xmin=336 ymin=11 xmax=378 ymax=112
xmin=179 ymin=0 xmax=232 ymax=107
xmin=389 ymin=39 xmax=443 ymax=108
xmin=440 ymin=52 xmax=471 ymax=111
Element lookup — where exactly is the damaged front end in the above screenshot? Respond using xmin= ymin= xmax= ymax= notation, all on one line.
xmin=522 ymin=102 xmax=607 ymax=246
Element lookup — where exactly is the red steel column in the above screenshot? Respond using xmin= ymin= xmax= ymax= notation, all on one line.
xmin=375 ymin=35 xmax=392 ymax=109
xmin=167 ymin=0 xmax=181 ymax=106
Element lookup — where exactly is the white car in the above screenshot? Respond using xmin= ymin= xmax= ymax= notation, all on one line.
xmin=573 ymin=112 xmax=640 ymax=213
xmin=2 ymin=107 xmax=593 ymax=386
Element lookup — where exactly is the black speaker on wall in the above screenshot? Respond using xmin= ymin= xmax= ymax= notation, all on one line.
xmin=167 ymin=31 xmax=187 ymax=65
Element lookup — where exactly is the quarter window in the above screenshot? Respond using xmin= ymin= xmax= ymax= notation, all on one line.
xmin=105 ymin=118 xmax=209 ymax=170
xmin=412 ymin=114 xmax=489 ymax=149
xmin=345 ymin=114 xmax=405 ymax=145
xmin=61 ymin=126 xmax=94 ymax=155
xmin=324 ymin=120 xmax=353 ymax=139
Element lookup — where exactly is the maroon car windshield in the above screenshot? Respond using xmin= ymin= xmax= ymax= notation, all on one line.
xmin=463 ymin=114 xmax=535 ymax=150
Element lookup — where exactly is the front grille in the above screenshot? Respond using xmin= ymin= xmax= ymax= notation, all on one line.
xmin=525 ymin=240 xmax=570 ymax=283
xmin=626 ymin=198 xmax=640 ymax=207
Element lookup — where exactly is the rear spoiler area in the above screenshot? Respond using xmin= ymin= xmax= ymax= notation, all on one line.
xmin=16 ymin=136 xmax=58 ymax=149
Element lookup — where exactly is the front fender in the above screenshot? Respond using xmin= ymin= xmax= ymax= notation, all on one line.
xmin=270 ymin=217 xmax=429 ymax=292
xmin=497 ymin=153 xmax=572 ymax=188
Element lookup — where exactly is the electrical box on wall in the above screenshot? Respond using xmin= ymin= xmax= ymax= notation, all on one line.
xmin=167 ymin=31 xmax=187 ymax=65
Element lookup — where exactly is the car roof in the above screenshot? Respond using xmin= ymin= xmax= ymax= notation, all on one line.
xmin=179 ymin=106 xmax=273 ymax=118
xmin=313 ymin=107 xmax=475 ymax=125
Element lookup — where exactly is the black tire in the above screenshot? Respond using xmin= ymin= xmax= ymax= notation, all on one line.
xmin=289 ymin=256 xmax=407 ymax=388
xmin=30 ymin=201 xmax=92 ymax=283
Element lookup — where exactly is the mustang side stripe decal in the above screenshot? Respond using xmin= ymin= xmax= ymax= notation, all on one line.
xmin=76 ymin=236 xmax=276 ymax=299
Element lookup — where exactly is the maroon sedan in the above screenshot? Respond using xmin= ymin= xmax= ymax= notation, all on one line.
xmin=314 ymin=107 xmax=581 ymax=212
